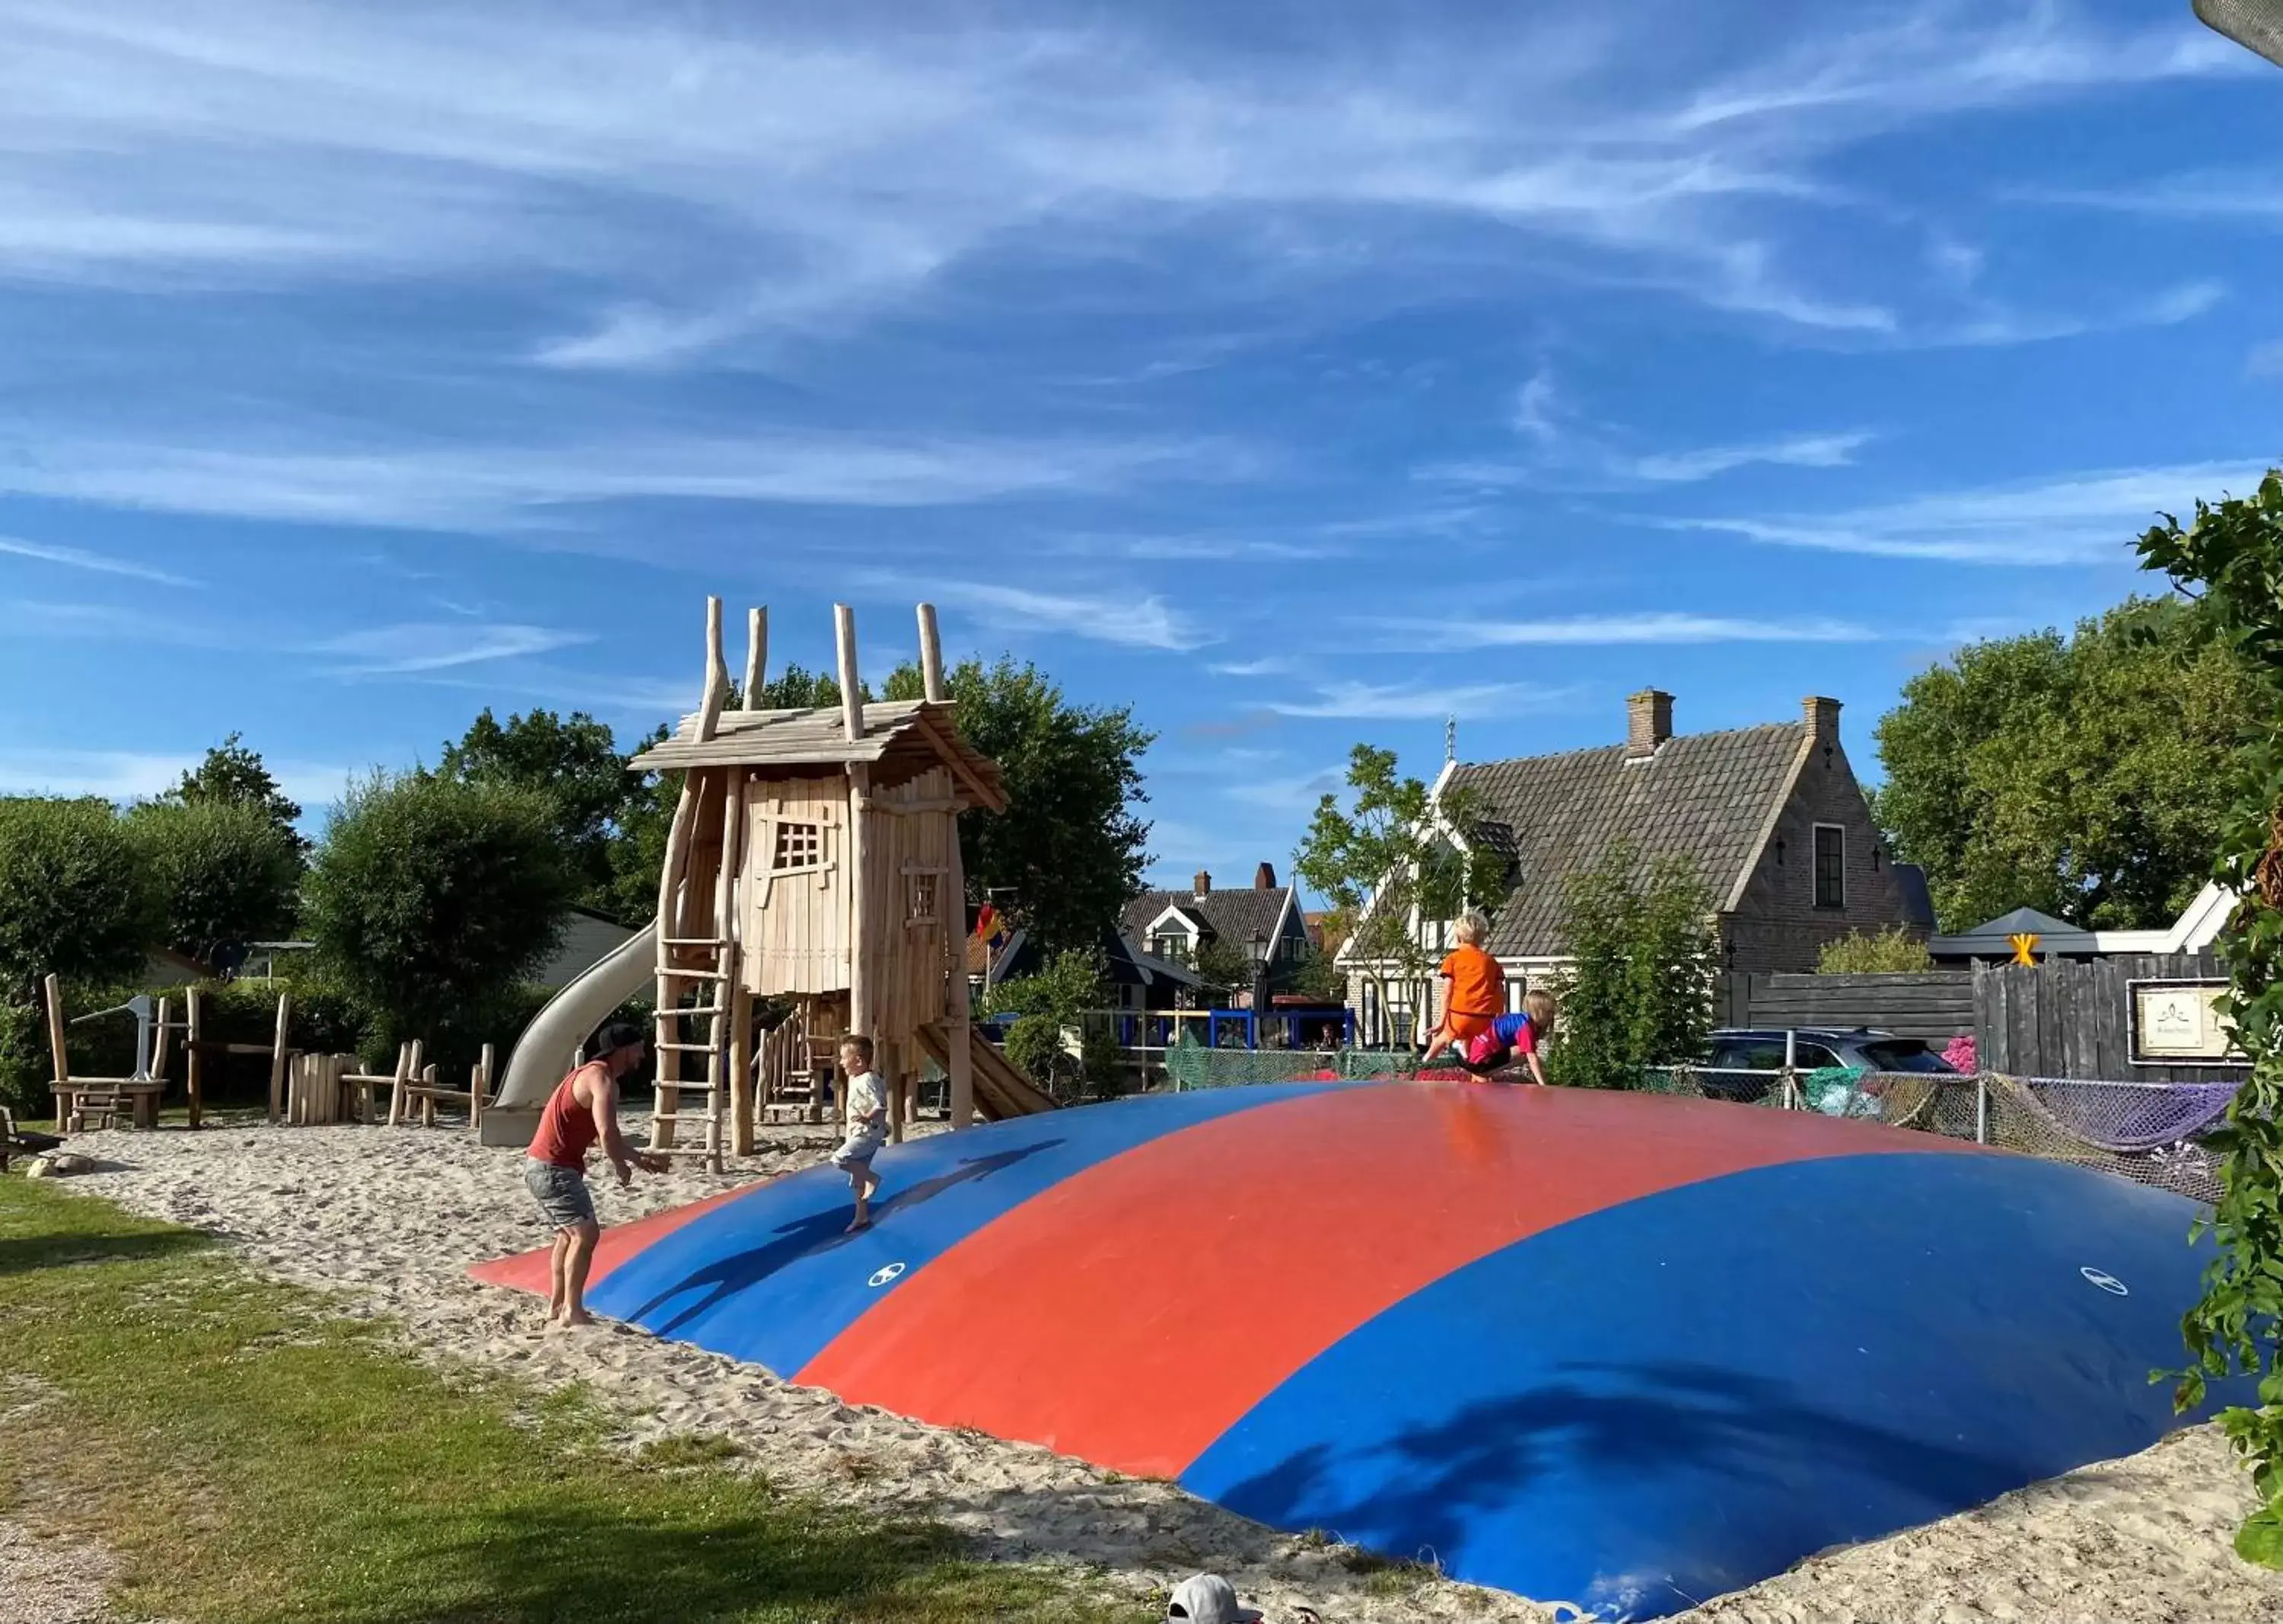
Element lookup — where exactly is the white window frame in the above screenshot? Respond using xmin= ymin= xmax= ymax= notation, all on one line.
xmin=1812 ymin=822 xmax=1846 ymax=910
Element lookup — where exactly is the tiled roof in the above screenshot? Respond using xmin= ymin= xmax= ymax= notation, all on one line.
xmin=1448 ymin=724 xmax=1807 ymax=958
xmin=1120 ymin=886 xmax=1294 ymax=948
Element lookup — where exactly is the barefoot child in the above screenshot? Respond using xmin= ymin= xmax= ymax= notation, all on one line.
xmin=524 ymin=1022 xmax=667 ymax=1327
xmin=1421 ymin=911 xmax=1503 ymax=1062
xmin=830 ymin=1034 xmax=888 ymax=1231
xmin=1455 ymin=988 xmax=1558 ymax=1085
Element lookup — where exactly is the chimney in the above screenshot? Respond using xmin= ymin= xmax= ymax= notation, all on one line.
xmin=1193 ymin=870 xmax=1212 ymax=899
xmin=1254 ymin=861 xmax=1276 ymax=890
xmin=1625 ymin=689 xmax=1674 ymax=760
xmin=1804 ymin=696 xmax=1842 ymax=745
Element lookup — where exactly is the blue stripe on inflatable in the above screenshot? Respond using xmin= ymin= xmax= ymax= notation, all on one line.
xmin=587 ymin=1081 xmax=1333 ymax=1377
xmin=1181 ymin=1152 xmax=2239 ymax=1621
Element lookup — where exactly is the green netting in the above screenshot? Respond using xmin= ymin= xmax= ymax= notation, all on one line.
xmin=1160 ymin=1040 xmax=1419 ymax=1090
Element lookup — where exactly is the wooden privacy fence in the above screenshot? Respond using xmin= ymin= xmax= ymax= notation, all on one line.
xmin=1973 ymin=953 xmax=2242 ymax=1083
xmin=1734 ymin=971 xmax=1974 ymax=1042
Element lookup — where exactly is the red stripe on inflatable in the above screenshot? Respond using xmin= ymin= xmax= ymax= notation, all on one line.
xmin=469 ymin=1183 xmax=759 ymax=1295
xmin=797 ymin=1083 xmax=1969 ymax=1478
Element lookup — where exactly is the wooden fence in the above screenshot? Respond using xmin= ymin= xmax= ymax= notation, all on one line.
xmin=1728 ymin=971 xmax=1974 ymax=1043
xmin=1973 ymin=953 xmax=2242 ymax=1082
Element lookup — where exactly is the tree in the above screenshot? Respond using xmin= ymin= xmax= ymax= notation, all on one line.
xmin=1544 ymin=842 xmax=1718 ymax=1090
xmin=2138 ymin=468 xmax=2283 ymax=1567
xmin=1190 ymin=938 xmax=1259 ymax=1005
xmin=1292 ymin=745 xmax=1508 ymax=1045
xmin=122 ymin=800 xmax=303 ymax=960
xmin=0 ymin=798 xmax=155 ymax=1113
xmin=1872 ymin=596 xmax=2258 ymax=932
xmin=302 ymin=772 xmax=572 ymax=1046
xmin=167 ymin=733 xmax=306 ymax=852
xmin=0 ymin=798 xmax=154 ymax=995
xmin=441 ymin=709 xmax=635 ymax=916
xmin=884 ymin=658 xmax=1152 ymax=954
xmin=1816 ymin=926 xmax=1934 ymax=973
xmin=982 ymin=947 xmax=1116 ymax=1097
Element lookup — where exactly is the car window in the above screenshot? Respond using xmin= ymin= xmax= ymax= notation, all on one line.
xmin=1861 ymin=1040 xmax=1951 ymax=1073
xmin=1711 ymin=1037 xmax=1787 ymax=1070
xmin=1793 ymin=1043 xmax=1842 ymax=1070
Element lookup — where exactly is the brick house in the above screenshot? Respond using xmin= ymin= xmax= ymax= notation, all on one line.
xmin=1343 ymin=690 xmax=1931 ymax=1043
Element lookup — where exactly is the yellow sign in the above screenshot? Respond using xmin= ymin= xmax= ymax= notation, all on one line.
xmin=2132 ymin=982 xmax=2243 ymax=1063
xmin=2007 ymin=931 xmax=2039 ymax=966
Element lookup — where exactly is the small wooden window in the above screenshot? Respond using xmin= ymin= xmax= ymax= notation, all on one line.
xmin=906 ymin=871 xmax=939 ymax=927
xmin=774 ymin=820 xmax=821 ymax=871
xmin=1813 ymin=823 xmax=1845 ymax=909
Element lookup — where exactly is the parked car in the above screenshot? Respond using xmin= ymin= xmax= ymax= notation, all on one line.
xmin=1696 ymin=1027 xmax=1957 ymax=1103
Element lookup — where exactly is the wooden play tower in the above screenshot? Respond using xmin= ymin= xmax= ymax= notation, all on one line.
xmin=629 ymin=597 xmax=1053 ymax=1169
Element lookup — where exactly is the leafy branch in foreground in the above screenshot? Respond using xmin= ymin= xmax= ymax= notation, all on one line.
xmin=2138 ymin=468 xmax=2283 ymax=1567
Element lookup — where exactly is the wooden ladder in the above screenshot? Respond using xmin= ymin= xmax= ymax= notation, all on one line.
xmin=648 ymin=761 xmax=741 ymax=1172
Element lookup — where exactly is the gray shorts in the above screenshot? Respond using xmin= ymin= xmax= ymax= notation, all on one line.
xmin=524 ymin=1158 xmax=597 ymax=1230
xmin=829 ymin=1122 xmax=887 ymax=1171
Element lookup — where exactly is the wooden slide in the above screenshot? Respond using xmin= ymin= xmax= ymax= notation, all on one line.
xmin=914 ymin=1024 xmax=1057 ymax=1119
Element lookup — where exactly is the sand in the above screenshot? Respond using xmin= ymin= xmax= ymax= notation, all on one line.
xmin=19 ymin=1119 xmax=2282 ymax=1623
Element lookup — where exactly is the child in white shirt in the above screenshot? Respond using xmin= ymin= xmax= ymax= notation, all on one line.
xmin=828 ymin=1034 xmax=888 ymax=1231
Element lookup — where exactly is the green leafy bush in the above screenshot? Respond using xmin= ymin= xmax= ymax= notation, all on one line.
xmin=303 ymin=772 xmax=571 ymax=1048
xmin=0 ymin=797 xmax=154 ymax=995
xmin=1546 ymin=842 xmax=1718 ymax=1091
xmin=123 ymin=799 xmax=304 ymax=959
xmin=1000 ymin=1013 xmax=1066 ymax=1084
xmin=1816 ymin=926 xmax=1935 ymax=974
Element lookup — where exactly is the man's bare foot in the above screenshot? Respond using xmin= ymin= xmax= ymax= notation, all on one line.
xmin=560 ymin=1309 xmax=595 ymax=1327
xmin=845 ymin=1214 xmax=870 ymax=1234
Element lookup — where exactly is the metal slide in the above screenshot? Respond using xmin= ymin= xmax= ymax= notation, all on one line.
xmin=479 ymin=921 xmax=656 ymax=1147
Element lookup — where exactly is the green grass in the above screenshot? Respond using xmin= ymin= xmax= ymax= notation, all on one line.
xmin=0 ymin=1175 xmax=1144 ymax=1624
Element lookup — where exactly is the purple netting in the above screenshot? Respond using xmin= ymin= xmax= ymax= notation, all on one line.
xmin=2022 ymin=1079 xmax=2242 ymax=1153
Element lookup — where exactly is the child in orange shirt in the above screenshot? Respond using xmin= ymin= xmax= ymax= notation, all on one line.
xmin=1422 ymin=912 xmax=1503 ymax=1061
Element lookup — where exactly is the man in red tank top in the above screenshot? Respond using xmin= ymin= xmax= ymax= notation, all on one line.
xmin=524 ymin=1022 xmax=665 ymax=1326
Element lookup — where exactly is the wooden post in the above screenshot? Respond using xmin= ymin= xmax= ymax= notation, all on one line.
xmin=421 ymin=1063 xmax=440 ymax=1127
xmin=42 ymin=973 xmax=69 ymax=1130
xmin=269 ymin=991 xmax=293 ymax=1126
xmin=916 ymin=603 xmax=945 ymax=702
xmin=729 ymin=982 xmax=756 ymax=1157
xmin=185 ymin=987 xmax=205 ymax=1129
xmin=944 ymin=817 xmax=973 ymax=1132
xmin=473 ymin=1043 xmax=493 ymax=1129
xmin=386 ymin=1042 xmax=412 ymax=1126
xmin=743 ymin=607 xmax=768 ymax=710
xmin=696 ymin=595 xmax=731 ymax=742
xmin=834 ymin=603 xmax=864 ymax=742
xmin=151 ymin=996 xmax=173 ymax=1088
xmin=846 ymin=764 xmax=872 ymax=1044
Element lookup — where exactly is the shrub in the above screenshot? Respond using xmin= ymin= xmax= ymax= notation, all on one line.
xmin=123 ymin=799 xmax=304 ymax=960
xmin=1817 ymin=926 xmax=1934 ymax=973
xmin=303 ymin=772 xmax=571 ymax=1047
xmin=1546 ymin=842 xmax=1719 ymax=1090
xmin=1000 ymin=1013 xmax=1066 ymax=1084
xmin=0 ymin=797 xmax=154 ymax=996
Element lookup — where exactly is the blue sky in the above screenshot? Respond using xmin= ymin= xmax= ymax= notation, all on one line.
xmin=2 ymin=0 xmax=2278 ymax=891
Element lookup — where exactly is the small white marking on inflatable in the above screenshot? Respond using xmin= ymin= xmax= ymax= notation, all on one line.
xmin=2080 ymin=1266 xmax=2129 ymax=1296
xmin=868 ymin=1262 xmax=906 ymax=1288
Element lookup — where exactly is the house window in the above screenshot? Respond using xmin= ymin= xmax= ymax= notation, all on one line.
xmin=905 ymin=871 xmax=940 ymax=928
xmin=1813 ymin=824 xmax=1845 ymax=909
xmin=1151 ymin=932 xmax=1188 ymax=963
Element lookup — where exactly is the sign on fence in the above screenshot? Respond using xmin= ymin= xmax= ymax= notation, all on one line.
xmin=2128 ymin=979 xmax=2244 ymax=1065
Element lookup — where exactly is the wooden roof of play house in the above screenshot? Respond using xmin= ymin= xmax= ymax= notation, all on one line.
xmin=631 ymin=699 xmax=1008 ymax=810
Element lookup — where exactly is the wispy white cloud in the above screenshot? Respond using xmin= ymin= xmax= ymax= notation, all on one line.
xmin=309 ymin=623 xmax=594 ymax=676
xmin=0 ymin=0 xmax=2239 ymax=367
xmin=0 ymin=533 xmax=195 ymax=585
xmin=930 ymin=580 xmax=1210 ymax=651
xmin=1669 ymin=460 xmax=2278 ymax=565
xmin=0 ymin=747 xmax=359 ymax=809
xmin=1266 ymin=680 xmax=1568 ymax=721
xmin=1628 ymin=431 xmax=1874 ymax=483
xmin=1209 ymin=657 xmax=1293 ymax=678
xmin=1410 ymin=613 xmax=1880 ymax=648
xmin=2251 ymin=341 xmax=2283 ymax=378
xmin=1222 ymin=766 xmax=1348 ymax=812
xmin=0 ymin=429 xmax=1238 ymax=532
xmin=2010 ymin=174 xmax=2283 ymax=221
